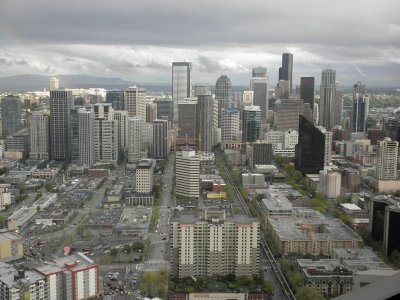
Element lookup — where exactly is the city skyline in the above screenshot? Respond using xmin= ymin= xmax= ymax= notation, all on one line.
xmin=0 ymin=0 xmax=399 ymax=87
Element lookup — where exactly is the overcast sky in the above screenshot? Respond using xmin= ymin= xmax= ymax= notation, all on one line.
xmin=0 ymin=0 xmax=399 ymax=87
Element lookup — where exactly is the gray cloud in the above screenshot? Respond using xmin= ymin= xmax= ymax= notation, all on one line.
xmin=0 ymin=0 xmax=399 ymax=86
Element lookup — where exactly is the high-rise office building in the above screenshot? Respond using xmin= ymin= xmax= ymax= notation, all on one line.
xmin=275 ymin=80 xmax=290 ymax=99
xmin=319 ymin=170 xmax=341 ymax=198
xmin=127 ymin=117 xmax=142 ymax=164
xmin=124 ymin=86 xmax=146 ymax=120
xmin=252 ymin=142 xmax=273 ymax=167
xmin=274 ymin=99 xmax=304 ymax=131
xmin=352 ymin=81 xmax=369 ymax=133
xmin=175 ymin=150 xmax=200 ymax=198
xmin=197 ymin=94 xmax=214 ymax=152
xmin=152 ymin=119 xmax=169 ymax=159
xmin=376 ymin=138 xmax=399 ymax=180
xmin=319 ymin=68 xmax=342 ymax=129
xmin=172 ymin=62 xmax=192 ymax=123
xmin=279 ymin=53 xmax=293 ymax=93
xmin=77 ymin=108 xmax=95 ymax=166
xmin=106 ymin=90 xmax=125 ymax=110
xmin=242 ymin=106 xmax=261 ymax=143
xmin=178 ymin=98 xmax=198 ymax=148
xmin=221 ymin=107 xmax=240 ymax=150
xmin=154 ymin=99 xmax=173 ymax=122
xmin=70 ymin=108 xmax=81 ymax=164
xmin=135 ymin=159 xmax=155 ymax=194
xmin=193 ymin=83 xmax=211 ymax=97
xmin=232 ymin=92 xmax=243 ymax=109
xmin=300 ymin=77 xmax=315 ymax=120
xmin=113 ymin=110 xmax=129 ymax=155
xmin=215 ymin=75 xmax=232 ymax=128
xmin=1 ymin=95 xmax=22 ymax=139
xmin=250 ymin=77 xmax=268 ymax=120
xmin=252 ymin=67 xmax=267 ymax=78
xmin=94 ymin=103 xmax=118 ymax=163
xmin=295 ymin=115 xmax=326 ymax=174
xmin=49 ymin=77 xmax=59 ymax=91
xmin=146 ymin=102 xmax=158 ymax=123
xmin=242 ymin=91 xmax=253 ymax=107
xmin=5 ymin=129 xmax=30 ymax=159
xmin=170 ymin=210 xmax=260 ymax=278
xmin=49 ymin=90 xmax=73 ymax=161
xmin=28 ymin=112 xmax=49 ymax=161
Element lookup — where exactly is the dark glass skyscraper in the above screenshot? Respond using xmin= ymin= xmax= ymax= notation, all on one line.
xmin=352 ymin=81 xmax=369 ymax=133
xmin=300 ymin=77 xmax=315 ymax=120
xmin=172 ymin=61 xmax=192 ymax=123
xmin=279 ymin=53 xmax=293 ymax=94
xmin=242 ymin=106 xmax=261 ymax=143
xmin=50 ymin=90 xmax=73 ymax=161
xmin=1 ymin=95 xmax=22 ymax=139
xmin=215 ymin=75 xmax=232 ymax=128
xmin=295 ymin=115 xmax=325 ymax=174
xmin=106 ymin=90 xmax=125 ymax=110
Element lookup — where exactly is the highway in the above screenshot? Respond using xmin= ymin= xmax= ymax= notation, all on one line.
xmin=215 ymin=149 xmax=296 ymax=300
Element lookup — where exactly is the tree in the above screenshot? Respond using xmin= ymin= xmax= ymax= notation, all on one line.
xmin=293 ymin=170 xmax=303 ymax=183
xmin=296 ymin=286 xmax=324 ymax=300
xmin=0 ymin=167 xmax=8 ymax=176
xmin=263 ymin=281 xmax=275 ymax=294
xmin=44 ymin=181 xmax=54 ymax=192
xmin=122 ymin=243 xmax=132 ymax=254
xmin=35 ymin=192 xmax=43 ymax=200
xmin=110 ymin=248 xmax=119 ymax=256
xmin=36 ymin=206 xmax=41 ymax=212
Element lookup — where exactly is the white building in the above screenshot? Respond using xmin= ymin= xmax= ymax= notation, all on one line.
xmin=242 ymin=90 xmax=253 ymax=106
xmin=376 ymin=138 xmax=398 ymax=180
xmin=172 ymin=62 xmax=192 ymax=123
xmin=317 ymin=126 xmax=333 ymax=165
xmin=319 ymin=170 xmax=341 ymax=198
xmin=124 ymin=86 xmax=146 ymax=120
xmin=175 ymin=150 xmax=200 ymax=198
xmin=7 ymin=207 xmax=37 ymax=230
xmin=221 ymin=107 xmax=240 ymax=149
xmin=28 ymin=112 xmax=50 ymax=160
xmin=94 ymin=103 xmax=118 ymax=163
xmin=78 ymin=108 xmax=95 ymax=166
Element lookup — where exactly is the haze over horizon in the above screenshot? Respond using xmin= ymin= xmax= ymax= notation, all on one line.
xmin=0 ymin=0 xmax=399 ymax=87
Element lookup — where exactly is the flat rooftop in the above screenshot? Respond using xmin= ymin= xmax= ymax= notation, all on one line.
xmin=262 ymin=190 xmax=292 ymax=211
xmin=35 ymin=252 xmax=95 ymax=275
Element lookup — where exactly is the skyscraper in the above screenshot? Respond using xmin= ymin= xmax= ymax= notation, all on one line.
xmin=279 ymin=53 xmax=293 ymax=93
xmin=49 ymin=77 xmax=59 ymax=91
xmin=177 ymin=98 xmax=198 ymax=148
xmin=175 ymin=150 xmax=200 ymax=198
xmin=124 ymin=86 xmax=146 ymax=120
xmin=352 ymin=81 xmax=369 ymax=133
xmin=319 ymin=68 xmax=342 ymax=129
xmin=300 ymin=77 xmax=315 ymax=120
xmin=146 ymin=102 xmax=158 ymax=123
xmin=242 ymin=106 xmax=261 ymax=143
xmin=193 ymin=83 xmax=211 ymax=97
xmin=215 ymin=75 xmax=232 ymax=128
xmin=376 ymin=138 xmax=399 ymax=180
xmin=49 ymin=90 xmax=73 ymax=161
xmin=295 ymin=115 xmax=326 ymax=174
xmin=28 ymin=112 xmax=49 ymax=161
xmin=1 ymin=95 xmax=22 ymax=139
xmin=252 ymin=67 xmax=267 ymax=78
xmin=152 ymin=119 xmax=169 ymax=159
xmin=274 ymin=99 xmax=304 ymax=131
xmin=106 ymin=90 xmax=125 ymax=110
xmin=154 ymin=99 xmax=173 ymax=122
xmin=113 ymin=110 xmax=129 ymax=155
xmin=172 ymin=62 xmax=192 ymax=123
xmin=250 ymin=77 xmax=268 ymax=120
xmin=127 ymin=117 xmax=142 ymax=164
xmin=197 ymin=94 xmax=214 ymax=152
xmin=93 ymin=103 xmax=118 ymax=163
xmin=77 ymin=108 xmax=95 ymax=166
xmin=221 ymin=107 xmax=240 ymax=150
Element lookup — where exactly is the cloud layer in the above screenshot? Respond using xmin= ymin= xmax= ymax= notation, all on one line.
xmin=0 ymin=0 xmax=399 ymax=86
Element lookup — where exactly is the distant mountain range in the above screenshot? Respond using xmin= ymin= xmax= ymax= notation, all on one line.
xmin=0 ymin=74 xmax=171 ymax=92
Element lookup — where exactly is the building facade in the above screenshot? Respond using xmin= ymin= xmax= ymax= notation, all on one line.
xmin=124 ymin=86 xmax=146 ymax=120
xmin=242 ymin=106 xmax=261 ymax=143
xmin=175 ymin=150 xmax=200 ymax=198
xmin=215 ymin=75 xmax=232 ymax=128
xmin=28 ymin=112 xmax=49 ymax=161
xmin=1 ymin=95 xmax=22 ymax=140
xmin=172 ymin=62 xmax=192 ymax=123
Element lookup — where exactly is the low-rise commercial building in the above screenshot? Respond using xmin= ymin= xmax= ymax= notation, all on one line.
xmin=7 ymin=206 xmax=37 ymax=231
xmin=0 ymin=230 xmax=23 ymax=262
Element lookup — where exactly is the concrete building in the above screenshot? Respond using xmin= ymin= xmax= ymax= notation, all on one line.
xmin=275 ymin=80 xmax=290 ymax=99
xmin=49 ymin=90 xmax=73 ymax=161
xmin=0 ymin=230 xmax=23 ymax=262
xmin=154 ymin=99 xmax=173 ymax=122
xmin=319 ymin=170 xmax=341 ymax=198
xmin=375 ymin=138 xmax=398 ymax=180
xmin=242 ymin=173 xmax=265 ymax=187
xmin=279 ymin=53 xmax=293 ymax=93
xmin=242 ymin=91 xmax=253 ymax=107
xmin=135 ymin=159 xmax=154 ymax=194
xmin=242 ymin=106 xmax=261 ymax=143
xmin=146 ymin=102 xmax=157 ymax=123
xmin=250 ymin=77 xmax=268 ymax=120
xmin=152 ymin=119 xmax=169 ymax=159
xmin=7 ymin=207 xmax=37 ymax=231
xmin=296 ymin=259 xmax=354 ymax=297
xmin=35 ymin=252 xmax=100 ymax=300
xmin=124 ymin=86 xmax=146 ymax=120
xmin=268 ymin=208 xmax=362 ymax=256
xmin=175 ymin=150 xmax=200 ymax=198
xmin=352 ymin=82 xmax=369 ymax=133
xmin=274 ymin=99 xmax=303 ymax=131
xmin=106 ymin=89 xmax=125 ymax=110
xmin=127 ymin=117 xmax=142 ymax=164
xmin=0 ymin=262 xmax=46 ymax=300
xmin=172 ymin=62 xmax=192 ymax=123
xmin=1 ymin=95 xmax=22 ymax=140
xmin=49 ymin=77 xmax=59 ymax=91
xmin=93 ymin=103 xmax=118 ymax=163
xmin=221 ymin=106 xmax=240 ymax=150
xmin=4 ymin=129 xmax=30 ymax=159
xmin=197 ymin=94 xmax=214 ymax=152
xmin=177 ymin=98 xmax=198 ymax=149
xmin=252 ymin=142 xmax=273 ymax=167
xmin=0 ymin=185 xmax=11 ymax=211
xmin=193 ymin=83 xmax=211 ymax=97
xmin=170 ymin=210 xmax=260 ymax=278
xmin=76 ymin=108 xmax=95 ymax=166
xmin=113 ymin=110 xmax=129 ymax=155
xmin=28 ymin=112 xmax=50 ymax=161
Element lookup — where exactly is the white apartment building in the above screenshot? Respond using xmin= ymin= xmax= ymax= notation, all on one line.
xmin=94 ymin=104 xmax=118 ymax=163
xmin=135 ymin=159 xmax=154 ymax=194
xmin=127 ymin=117 xmax=142 ymax=164
xmin=28 ymin=112 xmax=49 ymax=161
xmin=124 ymin=86 xmax=146 ymax=120
xmin=221 ymin=107 xmax=240 ymax=149
xmin=319 ymin=170 xmax=341 ymax=198
xmin=175 ymin=150 xmax=200 ymax=198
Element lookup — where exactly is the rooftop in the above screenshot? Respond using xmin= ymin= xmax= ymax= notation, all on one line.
xmin=262 ymin=190 xmax=292 ymax=211
xmin=341 ymin=203 xmax=362 ymax=211
xmin=35 ymin=252 xmax=96 ymax=275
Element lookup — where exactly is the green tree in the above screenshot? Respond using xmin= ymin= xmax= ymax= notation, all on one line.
xmin=36 ymin=206 xmax=41 ymax=212
xmin=0 ymin=167 xmax=8 ymax=176
xmin=122 ymin=243 xmax=132 ymax=254
xmin=44 ymin=181 xmax=54 ymax=192
xmin=110 ymin=248 xmax=119 ymax=256
xmin=296 ymin=286 xmax=324 ymax=300
xmin=263 ymin=281 xmax=275 ymax=294
xmin=35 ymin=192 xmax=43 ymax=200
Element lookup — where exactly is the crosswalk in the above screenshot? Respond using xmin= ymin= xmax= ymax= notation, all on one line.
xmin=135 ymin=260 xmax=170 ymax=272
